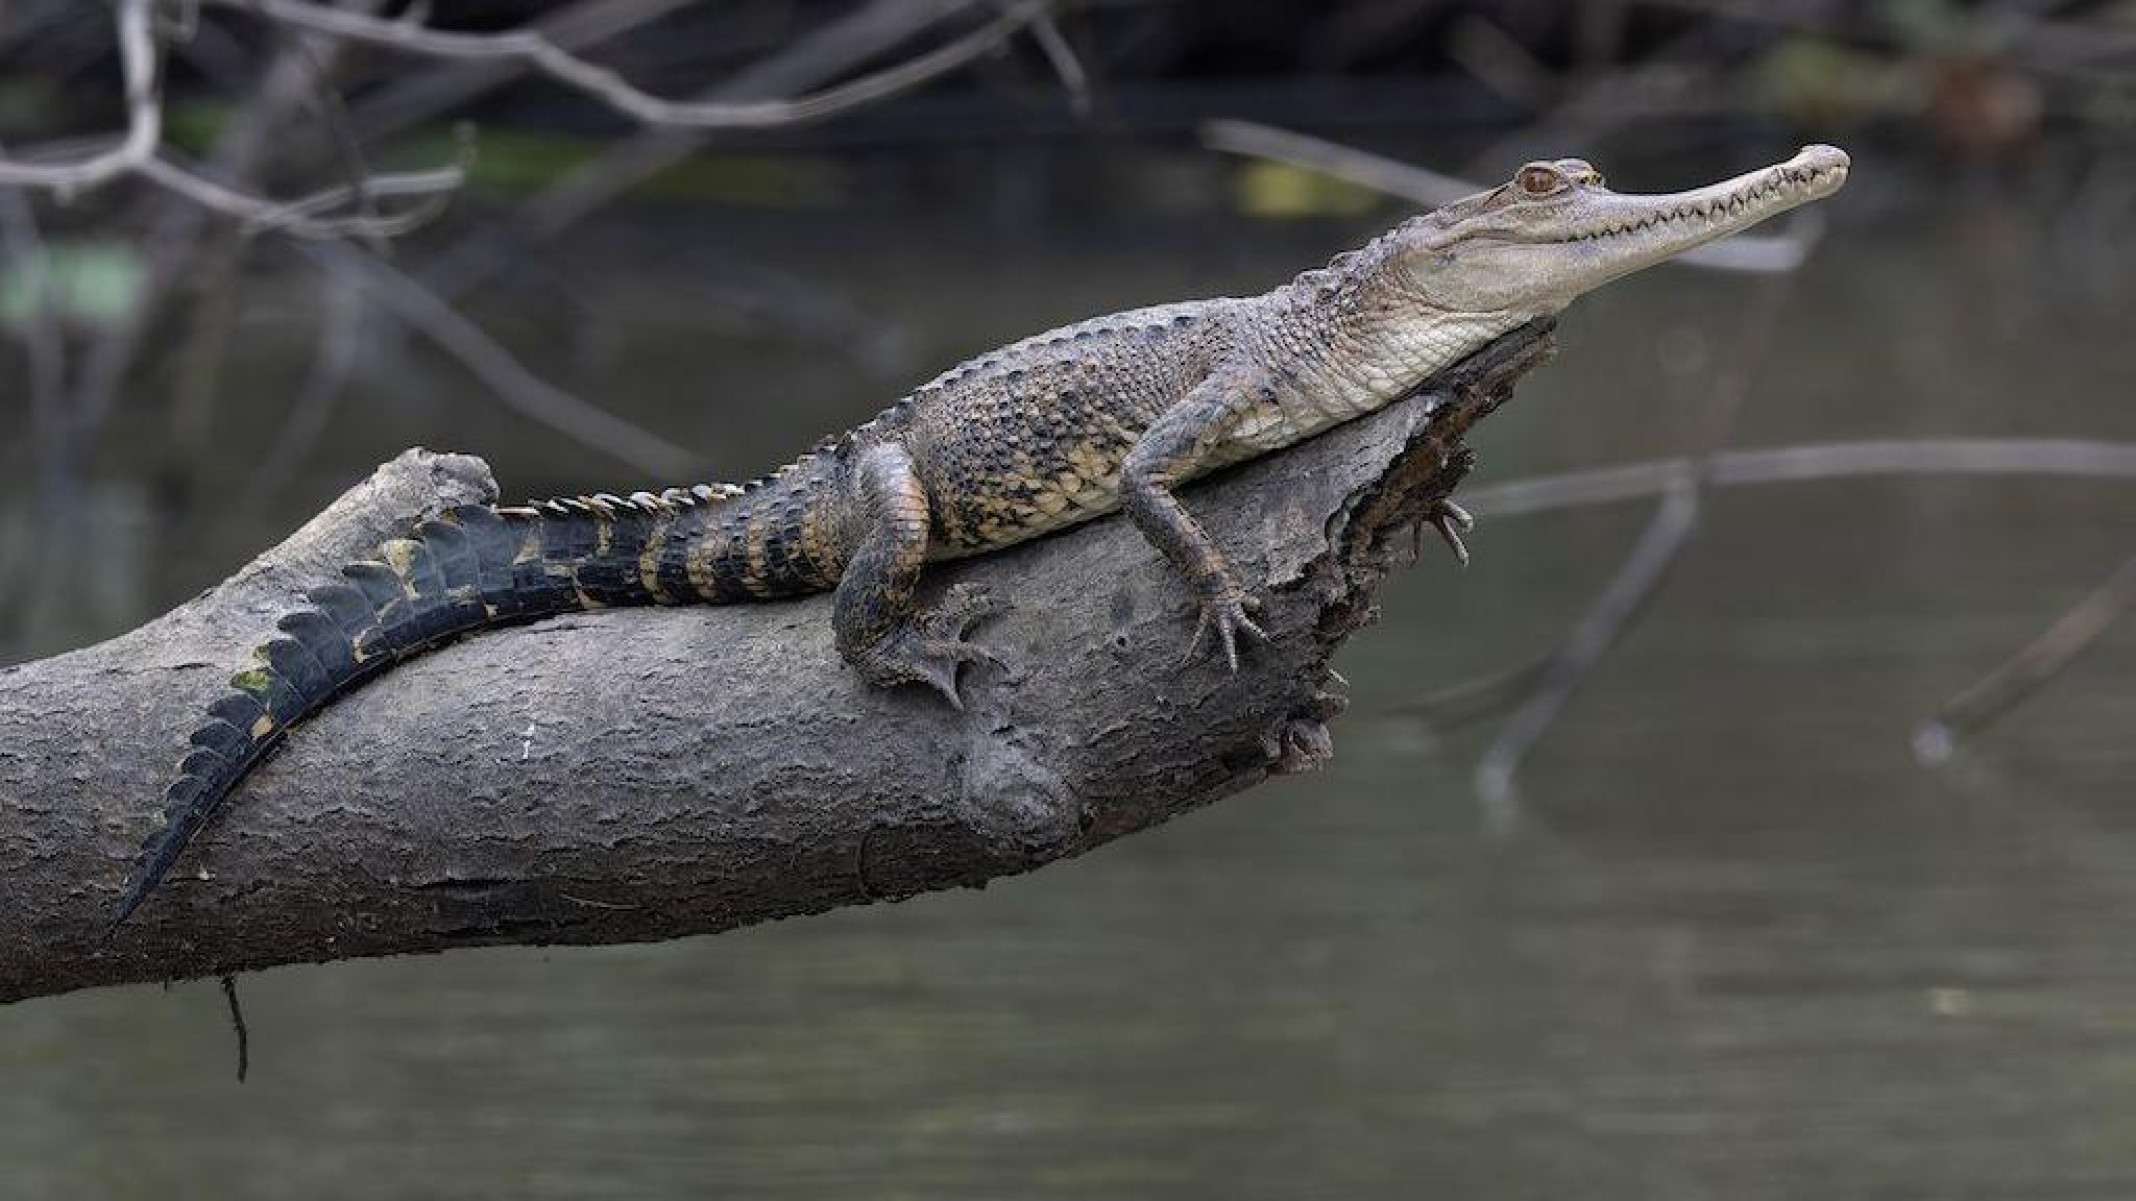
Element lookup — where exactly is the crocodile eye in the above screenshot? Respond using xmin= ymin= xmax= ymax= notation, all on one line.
xmin=1516 ymin=164 xmax=1566 ymax=198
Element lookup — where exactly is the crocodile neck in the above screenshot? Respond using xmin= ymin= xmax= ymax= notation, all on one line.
xmin=1215 ymin=261 xmax=1530 ymax=462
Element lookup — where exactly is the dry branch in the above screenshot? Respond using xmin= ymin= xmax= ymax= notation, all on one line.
xmin=1 ymin=0 xmax=1028 ymax=229
xmin=342 ymin=0 xmax=703 ymax=139
xmin=1387 ymin=435 xmax=2136 ymax=749
xmin=1458 ymin=438 xmax=2136 ymax=517
xmin=206 ymin=0 xmax=1050 ymax=130
xmin=0 ymin=0 xmax=160 ymax=193
xmin=1914 ymin=551 xmax=2136 ymax=764
xmin=1390 ymin=434 xmax=2136 ymax=764
xmin=1472 ymin=475 xmax=1700 ymax=821
xmin=0 ymin=323 xmax=1555 ymax=1005
xmin=0 ymin=0 xmax=464 ymax=227
xmin=421 ymin=0 xmax=1009 ymax=299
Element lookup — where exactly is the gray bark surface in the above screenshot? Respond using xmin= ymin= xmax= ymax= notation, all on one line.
xmin=0 ymin=323 xmax=1553 ymax=1004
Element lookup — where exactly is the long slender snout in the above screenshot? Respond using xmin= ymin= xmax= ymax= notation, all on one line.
xmin=1376 ymin=143 xmax=1850 ymax=327
xmin=1553 ymin=145 xmax=1849 ymax=282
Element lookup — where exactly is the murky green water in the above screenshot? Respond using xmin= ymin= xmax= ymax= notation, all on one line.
xmin=4 ymin=144 xmax=2135 ymax=1198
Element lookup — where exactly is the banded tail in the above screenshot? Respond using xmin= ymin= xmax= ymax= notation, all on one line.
xmin=113 ymin=476 xmax=838 ymax=928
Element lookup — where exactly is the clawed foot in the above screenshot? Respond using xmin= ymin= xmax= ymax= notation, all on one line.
xmin=850 ymin=583 xmax=1002 ymax=709
xmin=1182 ymin=583 xmax=1267 ymax=673
xmin=1409 ymin=499 xmax=1474 ymax=568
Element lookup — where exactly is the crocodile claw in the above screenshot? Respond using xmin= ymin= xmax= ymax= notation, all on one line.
xmin=1182 ymin=589 xmax=1267 ymax=672
xmin=852 ymin=582 xmax=1001 ymax=708
xmin=1410 ymin=499 xmax=1474 ymax=567
xmin=1431 ymin=499 xmax=1473 ymax=568
xmin=909 ymin=639 xmax=1002 ymax=710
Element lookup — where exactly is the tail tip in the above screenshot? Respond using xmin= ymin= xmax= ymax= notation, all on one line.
xmin=107 ymin=881 xmax=152 ymax=935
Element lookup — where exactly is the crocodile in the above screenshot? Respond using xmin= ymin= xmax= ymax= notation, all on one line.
xmin=114 ymin=144 xmax=1849 ymax=925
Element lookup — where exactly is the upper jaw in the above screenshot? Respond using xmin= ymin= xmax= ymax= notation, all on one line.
xmin=1541 ymin=144 xmax=1849 ymax=252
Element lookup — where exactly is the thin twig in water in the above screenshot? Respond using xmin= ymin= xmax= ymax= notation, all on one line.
xmin=205 ymin=0 xmax=1051 ymax=130
xmin=1398 ymin=436 xmax=2136 ymax=738
xmin=1389 ymin=655 xmax=1550 ymax=731
xmin=1459 ymin=438 xmax=2136 ymax=518
xmin=1199 ymin=119 xmax=1818 ymax=273
xmin=1472 ymin=474 xmax=1702 ymax=826
xmin=298 ymin=242 xmax=702 ymax=480
xmin=1472 ymin=271 xmax=1802 ymax=822
xmin=219 ymin=974 xmax=250 ymax=1082
xmin=1914 ymin=552 xmax=2136 ymax=765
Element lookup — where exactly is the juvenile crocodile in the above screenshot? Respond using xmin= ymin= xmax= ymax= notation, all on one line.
xmin=115 ymin=144 xmax=1849 ymax=925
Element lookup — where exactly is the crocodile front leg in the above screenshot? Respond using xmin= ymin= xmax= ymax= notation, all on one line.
xmin=1120 ymin=364 xmax=1274 ymax=670
xmin=833 ymin=442 xmax=996 ymax=708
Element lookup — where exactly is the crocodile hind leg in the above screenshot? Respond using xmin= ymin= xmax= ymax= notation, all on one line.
xmin=833 ymin=442 xmax=997 ymax=708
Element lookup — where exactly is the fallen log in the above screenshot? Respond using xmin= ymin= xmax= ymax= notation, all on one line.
xmin=0 ymin=320 xmax=1555 ymax=1003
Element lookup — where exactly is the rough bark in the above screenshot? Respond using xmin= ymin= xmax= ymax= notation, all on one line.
xmin=0 ymin=322 xmax=1555 ymax=1004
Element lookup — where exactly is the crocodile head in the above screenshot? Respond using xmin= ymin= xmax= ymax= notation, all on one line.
xmin=1390 ymin=144 xmax=1850 ymax=315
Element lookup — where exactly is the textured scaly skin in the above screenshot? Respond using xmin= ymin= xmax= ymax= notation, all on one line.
xmin=115 ymin=145 xmax=1851 ymax=924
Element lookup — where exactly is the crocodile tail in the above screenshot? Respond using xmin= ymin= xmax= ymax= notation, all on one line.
xmin=111 ymin=486 xmax=739 ymax=927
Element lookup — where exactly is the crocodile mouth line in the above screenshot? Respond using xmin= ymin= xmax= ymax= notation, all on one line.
xmin=1560 ymin=159 xmax=1847 ymax=244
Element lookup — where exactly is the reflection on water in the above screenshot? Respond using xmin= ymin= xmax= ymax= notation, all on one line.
xmin=3 ymin=164 xmax=2135 ymax=1198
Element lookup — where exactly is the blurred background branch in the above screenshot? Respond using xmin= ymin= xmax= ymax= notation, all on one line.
xmin=0 ymin=0 xmax=466 ymax=224
xmin=1399 ymin=434 xmax=2136 ymax=744
xmin=202 ymin=0 xmax=1052 ymax=131
xmin=1914 ymin=550 xmax=2136 ymax=765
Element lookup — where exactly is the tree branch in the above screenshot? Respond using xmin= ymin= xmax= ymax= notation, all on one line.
xmin=206 ymin=0 xmax=1052 ymax=130
xmin=418 ymin=0 xmax=1006 ymax=300
xmin=0 ymin=322 xmax=1557 ymax=1005
xmin=0 ymin=0 xmax=465 ymax=226
xmin=0 ymin=0 xmax=160 ymax=194
xmin=135 ymin=149 xmax=468 ymax=240
xmin=1913 ymin=550 xmax=2136 ymax=764
xmin=1458 ymin=438 xmax=2136 ymax=517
